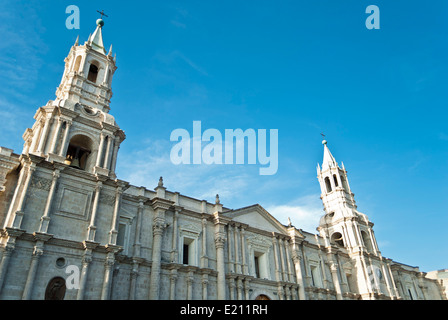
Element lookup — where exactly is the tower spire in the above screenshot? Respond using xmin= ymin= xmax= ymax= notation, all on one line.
xmin=321 ymin=139 xmax=337 ymax=170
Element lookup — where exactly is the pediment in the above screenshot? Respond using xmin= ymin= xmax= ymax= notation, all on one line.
xmin=224 ymin=204 xmax=304 ymax=237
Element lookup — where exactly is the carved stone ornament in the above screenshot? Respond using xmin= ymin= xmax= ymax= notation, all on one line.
xmin=30 ymin=176 xmax=52 ymax=191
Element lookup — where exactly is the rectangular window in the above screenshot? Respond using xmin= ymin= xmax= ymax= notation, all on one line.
xmin=408 ymin=289 xmax=414 ymax=300
xmin=182 ymin=237 xmax=196 ymax=266
xmin=253 ymin=251 xmax=268 ymax=279
xmin=310 ymin=265 xmax=322 ymax=287
xmin=183 ymin=244 xmax=189 ymax=265
xmin=254 ymin=256 xmax=260 ymax=278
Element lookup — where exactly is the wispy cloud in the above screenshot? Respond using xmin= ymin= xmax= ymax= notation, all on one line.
xmin=266 ymin=194 xmax=323 ymax=233
xmin=116 ymin=138 xmax=258 ymax=205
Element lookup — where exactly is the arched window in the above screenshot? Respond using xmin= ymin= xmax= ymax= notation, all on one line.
xmin=87 ymin=62 xmax=99 ymax=83
xmin=65 ymin=134 xmax=93 ymax=171
xmin=324 ymin=177 xmax=332 ymax=193
xmin=73 ymin=55 xmax=82 ymax=72
xmin=255 ymin=294 xmax=271 ymax=300
xmin=333 ymin=174 xmax=339 ymax=187
xmin=361 ymin=230 xmax=373 ymax=252
xmin=331 ymin=232 xmax=344 ymax=247
xmin=45 ymin=277 xmax=66 ymax=300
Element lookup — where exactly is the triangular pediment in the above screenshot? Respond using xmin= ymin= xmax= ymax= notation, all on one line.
xmin=224 ymin=204 xmax=305 ymax=237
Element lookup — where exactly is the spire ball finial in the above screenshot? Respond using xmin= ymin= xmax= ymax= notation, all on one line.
xmin=322 ymin=140 xmax=327 ymax=145
xmin=96 ymin=19 xmax=104 ymax=27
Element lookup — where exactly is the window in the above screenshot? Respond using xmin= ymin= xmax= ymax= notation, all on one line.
xmin=333 ymin=174 xmax=339 ymax=187
xmin=253 ymin=251 xmax=268 ymax=279
xmin=324 ymin=177 xmax=332 ymax=193
xmin=310 ymin=265 xmax=322 ymax=287
xmin=116 ymin=223 xmax=127 ymax=247
xmin=254 ymin=256 xmax=260 ymax=278
xmin=87 ymin=63 xmax=99 ymax=83
xmin=361 ymin=230 xmax=373 ymax=252
xmin=408 ymin=289 xmax=414 ymax=300
xmin=182 ymin=237 xmax=197 ymax=266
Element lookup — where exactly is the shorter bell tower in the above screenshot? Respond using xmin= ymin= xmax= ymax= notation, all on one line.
xmin=22 ymin=18 xmax=125 ymax=179
xmin=316 ymin=139 xmax=379 ymax=255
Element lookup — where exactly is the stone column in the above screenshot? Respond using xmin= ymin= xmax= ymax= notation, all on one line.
xmin=0 ymin=229 xmax=24 ymax=295
xmin=11 ymin=164 xmax=36 ymax=229
xmin=284 ymin=239 xmax=294 ymax=283
xmin=22 ymin=233 xmax=52 ymax=300
xmin=37 ymin=116 xmax=52 ymax=154
xmin=22 ymin=248 xmax=43 ymax=300
xmin=200 ymin=216 xmax=208 ymax=268
xmin=169 ymin=267 xmax=178 ymax=300
xmin=77 ymin=251 xmax=93 ymax=300
xmin=272 ymin=235 xmax=282 ymax=282
xmin=243 ymin=278 xmax=251 ymax=300
xmin=201 ymin=272 xmax=209 ymax=300
xmin=103 ymin=135 xmax=114 ymax=170
xmin=234 ymin=225 xmax=241 ymax=274
xmin=108 ymin=185 xmax=123 ymax=245
xmin=186 ymin=269 xmax=194 ymax=300
xmin=228 ymin=276 xmax=236 ymax=300
xmin=87 ymin=182 xmax=102 ymax=242
xmin=279 ymin=238 xmax=287 ymax=281
xmin=39 ymin=170 xmax=60 ymax=233
xmin=49 ymin=118 xmax=63 ymax=155
xmin=240 ymin=227 xmax=248 ymax=275
xmin=58 ymin=120 xmax=72 ymax=157
xmin=29 ymin=121 xmax=43 ymax=154
xmin=236 ymin=277 xmax=243 ymax=300
xmin=328 ymin=261 xmax=343 ymax=300
xmin=95 ymin=133 xmax=106 ymax=167
xmin=129 ymin=260 xmax=139 ymax=300
xmin=148 ymin=197 xmax=171 ymax=300
xmin=149 ymin=219 xmax=166 ymax=300
xmin=213 ymin=212 xmax=229 ymax=300
xmin=133 ymin=199 xmax=144 ymax=258
xmin=109 ymin=136 xmax=121 ymax=175
xmin=4 ymin=163 xmax=27 ymax=228
xmin=101 ymin=252 xmax=116 ymax=300
xmin=170 ymin=208 xmax=179 ymax=263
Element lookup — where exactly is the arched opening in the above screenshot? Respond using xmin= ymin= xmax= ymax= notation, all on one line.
xmin=73 ymin=55 xmax=82 ymax=72
xmin=87 ymin=62 xmax=99 ymax=83
xmin=333 ymin=174 xmax=339 ymax=187
xmin=65 ymin=134 xmax=93 ymax=170
xmin=324 ymin=177 xmax=332 ymax=193
xmin=255 ymin=294 xmax=271 ymax=300
xmin=331 ymin=232 xmax=344 ymax=247
xmin=361 ymin=230 xmax=373 ymax=252
xmin=45 ymin=277 xmax=66 ymax=300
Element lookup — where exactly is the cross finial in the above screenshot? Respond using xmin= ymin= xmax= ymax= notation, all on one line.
xmin=97 ymin=10 xmax=108 ymax=19
xmin=321 ymin=133 xmax=327 ymax=145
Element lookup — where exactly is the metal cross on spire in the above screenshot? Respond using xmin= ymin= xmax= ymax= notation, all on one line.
xmin=321 ymin=133 xmax=326 ymax=139
xmin=97 ymin=10 xmax=108 ymax=19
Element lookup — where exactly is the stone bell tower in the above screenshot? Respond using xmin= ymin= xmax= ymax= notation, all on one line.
xmin=22 ymin=18 xmax=125 ymax=178
xmin=316 ymin=139 xmax=390 ymax=299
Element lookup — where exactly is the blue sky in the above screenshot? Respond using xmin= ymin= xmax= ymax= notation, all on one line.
xmin=0 ymin=0 xmax=447 ymax=272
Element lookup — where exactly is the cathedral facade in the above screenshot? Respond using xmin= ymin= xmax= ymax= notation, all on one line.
xmin=0 ymin=19 xmax=444 ymax=300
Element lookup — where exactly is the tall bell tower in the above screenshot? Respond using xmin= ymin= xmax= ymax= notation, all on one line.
xmin=22 ymin=18 xmax=125 ymax=178
xmin=316 ymin=139 xmax=390 ymax=299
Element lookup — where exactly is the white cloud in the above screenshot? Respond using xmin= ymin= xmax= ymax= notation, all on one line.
xmin=266 ymin=194 xmax=324 ymax=233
